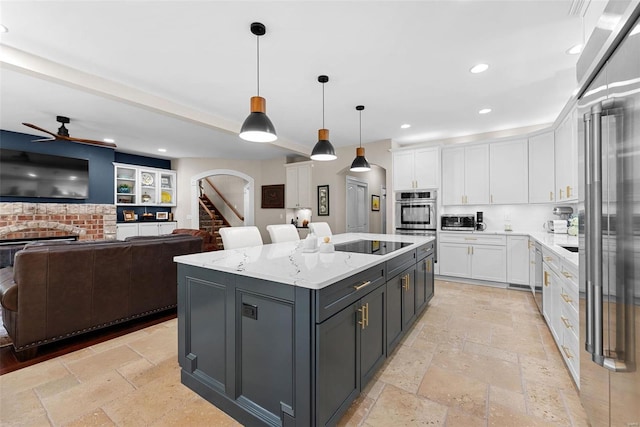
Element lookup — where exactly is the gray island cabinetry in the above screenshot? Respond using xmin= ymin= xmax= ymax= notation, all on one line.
xmin=175 ymin=233 xmax=435 ymax=427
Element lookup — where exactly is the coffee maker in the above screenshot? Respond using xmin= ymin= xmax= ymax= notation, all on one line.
xmin=476 ymin=211 xmax=486 ymax=231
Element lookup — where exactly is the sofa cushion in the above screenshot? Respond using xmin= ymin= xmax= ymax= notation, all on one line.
xmin=0 ymin=267 xmax=16 ymax=311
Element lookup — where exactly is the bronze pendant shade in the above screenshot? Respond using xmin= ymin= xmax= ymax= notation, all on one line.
xmin=350 ymin=105 xmax=371 ymax=172
xmin=240 ymin=22 xmax=277 ymax=143
xmin=310 ymin=75 xmax=337 ymax=161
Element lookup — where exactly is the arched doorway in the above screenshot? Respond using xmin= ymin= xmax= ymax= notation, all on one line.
xmin=189 ymin=169 xmax=255 ymax=229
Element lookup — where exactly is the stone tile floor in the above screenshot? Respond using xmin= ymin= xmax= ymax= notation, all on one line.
xmin=0 ymin=280 xmax=588 ymax=426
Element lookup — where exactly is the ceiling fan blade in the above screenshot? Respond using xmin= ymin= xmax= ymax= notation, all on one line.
xmin=31 ymin=138 xmax=56 ymax=142
xmin=22 ymin=122 xmax=58 ymax=137
xmin=63 ymin=135 xmax=117 ymax=148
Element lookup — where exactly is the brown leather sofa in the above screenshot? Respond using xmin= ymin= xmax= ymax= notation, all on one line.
xmin=0 ymin=234 xmax=202 ymax=359
xmin=171 ymin=228 xmax=217 ymax=251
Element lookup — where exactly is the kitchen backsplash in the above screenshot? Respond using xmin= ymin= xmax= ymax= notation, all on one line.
xmin=440 ymin=203 xmax=578 ymax=233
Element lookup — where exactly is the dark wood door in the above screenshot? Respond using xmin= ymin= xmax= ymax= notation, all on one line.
xmin=316 ymin=303 xmax=359 ymax=426
xmin=360 ymin=284 xmax=386 ymax=388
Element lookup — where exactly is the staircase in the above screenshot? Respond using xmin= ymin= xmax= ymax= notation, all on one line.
xmin=199 ymin=196 xmax=227 ymax=250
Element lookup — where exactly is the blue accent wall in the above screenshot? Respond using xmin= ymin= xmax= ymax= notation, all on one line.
xmin=1 ymin=130 xmax=170 ymax=205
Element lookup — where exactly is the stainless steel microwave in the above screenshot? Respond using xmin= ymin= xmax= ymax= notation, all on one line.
xmin=441 ymin=214 xmax=475 ymax=231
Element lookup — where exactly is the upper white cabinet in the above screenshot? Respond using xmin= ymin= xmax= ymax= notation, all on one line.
xmin=528 ymin=132 xmax=556 ymax=203
xmin=114 ymin=163 xmax=176 ymax=207
xmin=442 ymin=145 xmax=489 ymax=205
xmin=489 ymin=139 xmax=528 ymax=204
xmin=554 ymin=105 xmax=578 ymax=202
xmin=285 ymin=162 xmax=312 ymax=208
xmin=392 ymin=147 xmax=439 ymax=191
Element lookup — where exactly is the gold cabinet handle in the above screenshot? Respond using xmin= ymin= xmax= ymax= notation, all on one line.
xmin=531 ymin=261 xmax=536 ymax=265
xmin=544 ymin=256 xmax=553 ymax=262
xmin=549 ymin=191 xmax=553 ymax=201
xmin=561 ymin=316 xmax=573 ymax=329
xmin=561 ymin=293 xmax=573 ymax=303
xmin=471 ymin=246 xmax=474 ymax=255
xmin=562 ymin=271 xmax=573 ymax=279
xmin=559 ymin=188 xmax=564 ymax=199
xmin=402 ymin=274 xmax=409 ymax=290
xmin=544 ymin=271 xmax=549 ymax=287
xmin=353 ymin=280 xmax=372 ymax=291
xmin=561 ymin=345 xmax=574 ymax=359
xmin=464 ymin=237 xmax=477 ymax=241
xmin=365 ymin=303 xmax=369 ymax=327
xmin=358 ymin=305 xmax=366 ymax=330
xmin=426 ymin=259 xmax=431 ymax=273
xmin=566 ymin=185 xmax=572 ymax=198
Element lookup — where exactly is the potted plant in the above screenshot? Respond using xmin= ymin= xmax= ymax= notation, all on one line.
xmin=118 ymin=183 xmax=132 ymax=193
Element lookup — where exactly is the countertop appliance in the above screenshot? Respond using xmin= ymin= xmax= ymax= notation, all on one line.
xmin=578 ymin=4 xmax=639 ymax=425
xmin=476 ymin=211 xmax=486 ymax=231
xmin=333 ymin=239 xmax=411 ymax=255
xmin=394 ymin=191 xmax=436 ymax=235
xmin=440 ymin=214 xmax=475 ymax=231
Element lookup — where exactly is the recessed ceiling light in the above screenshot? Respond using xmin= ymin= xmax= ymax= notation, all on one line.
xmin=0 ymin=25 xmax=8 ymax=33
xmin=103 ymin=138 xmax=115 ymax=143
xmin=157 ymin=148 xmax=167 ymax=153
xmin=566 ymin=44 xmax=583 ymax=55
xmin=28 ymin=173 xmax=37 ymax=178
xmin=400 ymin=124 xmax=411 ymax=129
xmin=478 ymin=108 xmax=492 ymax=114
xmin=470 ymin=63 xmax=489 ymax=74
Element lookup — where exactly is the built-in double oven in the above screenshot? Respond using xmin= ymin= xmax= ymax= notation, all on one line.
xmin=394 ymin=191 xmax=437 ymax=235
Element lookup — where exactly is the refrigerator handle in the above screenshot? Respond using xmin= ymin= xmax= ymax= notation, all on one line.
xmin=589 ymin=101 xmax=630 ymax=373
xmin=583 ymin=111 xmax=594 ymax=355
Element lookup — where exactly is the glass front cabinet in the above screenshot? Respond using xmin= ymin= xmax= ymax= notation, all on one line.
xmin=114 ymin=163 xmax=176 ymax=206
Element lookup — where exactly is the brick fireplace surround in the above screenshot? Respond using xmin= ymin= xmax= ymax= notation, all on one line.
xmin=0 ymin=203 xmax=117 ymax=241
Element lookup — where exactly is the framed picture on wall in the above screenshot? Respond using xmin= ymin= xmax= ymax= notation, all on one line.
xmin=371 ymin=194 xmax=380 ymax=211
xmin=261 ymin=184 xmax=285 ymax=208
xmin=318 ymin=185 xmax=329 ymax=216
xmin=123 ymin=210 xmax=136 ymax=222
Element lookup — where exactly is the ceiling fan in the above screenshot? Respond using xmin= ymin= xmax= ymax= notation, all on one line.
xmin=22 ymin=116 xmax=117 ymax=148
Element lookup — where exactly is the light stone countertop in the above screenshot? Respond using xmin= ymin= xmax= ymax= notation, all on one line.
xmin=439 ymin=229 xmax=578 ymax=268
xmin=174 ymin=233 xmax=435 ymax=290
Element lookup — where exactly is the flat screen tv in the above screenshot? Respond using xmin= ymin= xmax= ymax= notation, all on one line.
xmin=0 ymin=149 xmax=89 ymax=199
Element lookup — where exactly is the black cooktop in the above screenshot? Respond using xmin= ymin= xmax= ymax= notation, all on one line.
xmin=333 ymin=240 xmax=411 ymax=255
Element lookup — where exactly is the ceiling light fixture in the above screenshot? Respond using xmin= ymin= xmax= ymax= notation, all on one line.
xmin=401 ymin=124 xmax=411 ymax=129
xmin=470 ymin=63 xmax=489 ymax=74
xmin=479 ymin=108 xmax=492 ymax=114
xmin=239 ymin=22 xmax=277 ymax=143
xmin=310 ymin=75 xmax=337 ymax=161
xmin=158 ymin=148 xmax=167 ymax=153
xmin=350 ymin=105 xmax=371 ymax=172
xmin=566 ymin=44 xmax=583 ymax=55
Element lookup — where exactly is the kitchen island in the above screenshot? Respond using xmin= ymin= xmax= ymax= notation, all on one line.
xmin=174 ymin=233 xmax=435 ymax=427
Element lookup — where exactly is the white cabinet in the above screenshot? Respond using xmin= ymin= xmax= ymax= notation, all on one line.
xmin=392 ymin=147 xmax=439 ymax=191
xmin=116 ymin=222 xmax=176 ymax=239
xmin=489 ymin=139 xmax=528 ymax=204
xmin=554 ymin=105 xmax=578 ymax=202
xmin=506 ymin=235 xmax=530 ymax=286
xmin=116 ymin=223 xmax=139 ymax=240
xmin=541 ymin=246 xmax=579 ymax=386
xmin=438 ymin=233 xmax=506 ymax=283
xmin=528 ymin=132 xmax=556 ymax=203
xmin=114 ymin=163 xmax=177 ymax=207
xmin=285 ymin=163 xmax=312 ymax=208
xmin=441 ymin=145 xmax=489 ymax=205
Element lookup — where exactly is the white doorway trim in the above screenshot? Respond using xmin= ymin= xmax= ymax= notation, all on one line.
xmin=190 ymin=169 xmax=255 ymax=229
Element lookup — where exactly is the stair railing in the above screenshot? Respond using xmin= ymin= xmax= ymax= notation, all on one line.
xmin=203 ymin=177 xmax=245 ymax=222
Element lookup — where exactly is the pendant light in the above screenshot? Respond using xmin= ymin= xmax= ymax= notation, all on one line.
xmin=310 ymin=75 xmax=337 ymax=161
xmin=239 ymin=22 xmax=277 ymax=143
xmin=350 ymin=105 xmax=371 ymax=172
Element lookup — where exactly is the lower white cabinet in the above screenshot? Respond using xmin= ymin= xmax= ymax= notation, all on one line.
xmin=506 ymin=235 xmax=530 ymax=286
xmin=541 ymin=246 xmax=579 ymax=386
xmin=438 ymin=233 xmax=506 ymax=283
xmin=116 ymin=222 xmax=176 ymax=240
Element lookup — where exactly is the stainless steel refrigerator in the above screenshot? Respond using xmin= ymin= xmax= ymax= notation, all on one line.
xmin=578 ymin=2 xmax=640 ymax=425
